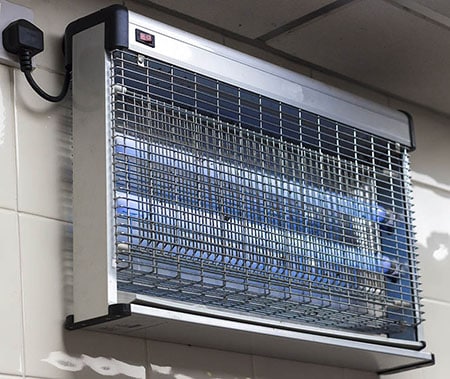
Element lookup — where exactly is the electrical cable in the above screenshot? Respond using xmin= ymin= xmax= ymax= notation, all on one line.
xmin=23 ymin=69 xmax=71 ymax=103
xmin=19 ymin=50 xmax=71 ymax=103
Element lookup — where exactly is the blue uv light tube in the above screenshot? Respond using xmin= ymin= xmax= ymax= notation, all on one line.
xmin=114 ymin=136 xmax=387 ymax=223
xmin=114 ymin=136 xmax=398 ymax=284
xmin=115 ymin=194 xmax=398 ymax=286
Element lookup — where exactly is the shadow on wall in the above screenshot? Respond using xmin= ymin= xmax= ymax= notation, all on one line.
xmin=58 ymin=93 xmax=73 ymax=223
xmin=409 ymin=105 xmax=450 ymax=189
xmin=418 ymin=232 xmax=450 ymax=263
xmin=42 ymin=351 xmax=146 ymax=378
xmin=59 ymin=95 xmax=73 ymax=317
xmin=149 ymin=363 xmax=253 ymax=379
xmin=41 ymin=350 xmax=254 ymax=379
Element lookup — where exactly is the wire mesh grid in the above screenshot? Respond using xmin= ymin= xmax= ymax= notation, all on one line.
xmin=109 ymin=50 xmax=422 ymax=335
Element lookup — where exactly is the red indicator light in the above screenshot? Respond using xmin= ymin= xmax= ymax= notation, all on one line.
xmin=135 ymin=29 xmax=155 ymax=47
xmin=140 ymin=32 xmax=152 ymax=42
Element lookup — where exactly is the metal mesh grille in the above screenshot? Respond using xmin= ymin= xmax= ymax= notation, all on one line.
xmin=110 ymin=49 xmax=422 ymax=335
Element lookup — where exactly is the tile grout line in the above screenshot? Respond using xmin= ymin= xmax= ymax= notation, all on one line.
xmin=256 ymin=0 xmax=357 ymax=42
xmin=250 ymin=353 xmax=256 ymax=379
xmin=12 ymin=68 xmax=20 ymax=215
xmin=411 ymin=172 xmax=450 ymax=195
xmin=15 ymin=212 xmax=26 ymax=379
xmin=422 ymin=297 xmax=450 ymax=307
xmin=384 ymin=0 xmax=450 ymax=31
xmin=0 ymin=374 xmax=26 ymax=379
xmin=12 ymin=68 xmax=26 ymax=379
xmin=145 ymin=339 xmax=150 ymax=379
xmin=15 ymin=209 xmax=72 ymax=225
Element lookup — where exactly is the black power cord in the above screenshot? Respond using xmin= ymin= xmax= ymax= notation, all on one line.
xmin=2 ymin=19 xmax=70 ymax=103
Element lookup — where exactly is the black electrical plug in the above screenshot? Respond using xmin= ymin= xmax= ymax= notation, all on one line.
xmin=2 ymin=19 xmax=44 ymax=72
xmin=2 ymin=19 xmax=70 ymax=102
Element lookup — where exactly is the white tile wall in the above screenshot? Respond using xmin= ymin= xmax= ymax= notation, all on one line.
xmin=19 ymin=214 xmax=69 ymax=378
xmin=411 ymin=184 xmax=450 ymax=302
xmin=0 ymin=210 xmax=23 ymax=376
xmin=0 ymin=1 xmax=449 ymax=379
xmin=63 ymin=330 xmax=147 ymax=379
xmin=147 ymin=340 xmax=253 ymax=379
xmin=0 ymin=65 xmax=17 ymax=210
xmin=415 ymin=300 xmax=450 ymax=379
xmin=15 ymin=70 xmax=72 ymax=222
xmin=253 ymin=355 xmax=346 ymax=379
xmin=343 ymin=369 xmax=379 ymax=379
xmin=407 ymin=107 xmax=450 ymax=188
xmin=381 ymin=368 xmax=424 ymax=379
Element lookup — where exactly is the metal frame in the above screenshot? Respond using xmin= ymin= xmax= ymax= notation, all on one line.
xmin=69 ymin=6 xmax=433 ymax=373
xmin=72 ymin=23 xmax=116 ymax=322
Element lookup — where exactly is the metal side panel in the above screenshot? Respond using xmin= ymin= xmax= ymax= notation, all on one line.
xmin=84 ymin=304 xmax=434 ymax=375
xmin=72 ymin=23 xmax=117 ymax=322
xmin=122 ymin=293 xmax=424 ymax=351
xmin=127 ymin=11 xmax=412 ymax=147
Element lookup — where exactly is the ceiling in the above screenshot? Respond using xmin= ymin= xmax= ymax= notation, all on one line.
xmin=139 ymin=0 xmax=450 ymax=117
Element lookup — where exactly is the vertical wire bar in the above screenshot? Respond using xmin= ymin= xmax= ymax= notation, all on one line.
xmin=402 ymin=151 xmax=421 ymax=328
